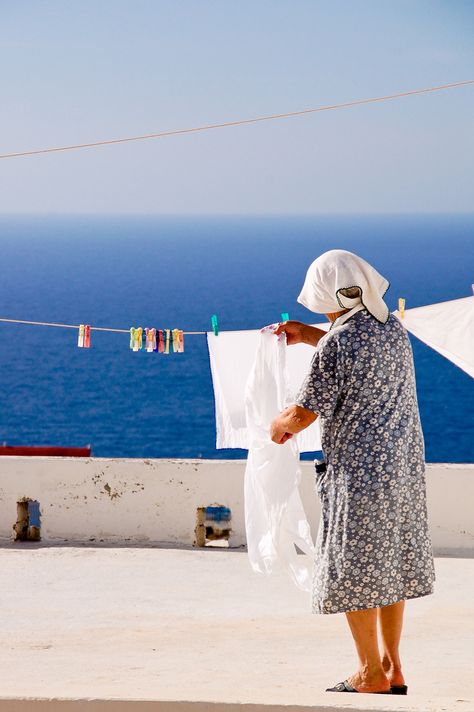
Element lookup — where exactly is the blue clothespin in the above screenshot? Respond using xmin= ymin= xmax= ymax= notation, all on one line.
xmin=281 ymin=312 xmax=289 ymax=322
xmin=211 ymin=314 xmax=219 ymax=336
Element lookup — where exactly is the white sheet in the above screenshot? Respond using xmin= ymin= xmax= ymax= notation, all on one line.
xmin=207 ymin=324 xmax=329 ymax=452
xmin=394 ymin=296 xmax=474 ymax=379
xmin=244 ymin=328 xmax=314 ymax=591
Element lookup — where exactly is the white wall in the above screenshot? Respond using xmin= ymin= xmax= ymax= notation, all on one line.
xmin=0 ymin=458 xmax=472 ymax=554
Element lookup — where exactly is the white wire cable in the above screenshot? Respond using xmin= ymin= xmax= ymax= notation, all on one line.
xmin=0 ymin=80 xmax=472 ymax=160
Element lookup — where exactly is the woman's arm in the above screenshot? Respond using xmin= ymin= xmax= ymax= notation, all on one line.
xmin=270 ymin=405 xmax=318 ymax=445
xmin=274 ymin=321 xmax=327 ymax=347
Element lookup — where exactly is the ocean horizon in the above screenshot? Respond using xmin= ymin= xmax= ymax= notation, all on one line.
xmin=0 ymin=213 xmax=472 ymax=463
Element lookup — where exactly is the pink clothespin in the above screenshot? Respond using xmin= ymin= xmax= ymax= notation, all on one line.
xmin=158 ymin=329 xmax=164 ymax=353
xmin=145 ymin=328 xmax=156 ymax=353
xmin=83 ymin=325 xmax=91 ymax=348
xmin=179 ymin=330 xmax=184 ymax=353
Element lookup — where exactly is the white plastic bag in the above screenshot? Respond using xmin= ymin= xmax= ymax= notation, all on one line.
xmin=244 ymin=328 xmax=315 ymax=592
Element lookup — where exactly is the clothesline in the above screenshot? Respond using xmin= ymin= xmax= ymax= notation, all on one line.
xmin=1 ymin=80 xmax=472 ymax=160
xmin=1 ymin=295 xmax=473 ymax=378
xmin=0 ymin=299 xmax=413 ymax=336
xmin=0 ymin=317 xmax=206 ymax=336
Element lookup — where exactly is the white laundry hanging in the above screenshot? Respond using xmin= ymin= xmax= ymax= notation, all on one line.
xmin=394 ymin=295 xmax=474 ymax=379
xmin=207 ymin=297 xmax=474 ymax=453
xmin=243 ymin=327 xmax=315 ymax=592
xmin=207 ymin=325 xmax=328 ymax=452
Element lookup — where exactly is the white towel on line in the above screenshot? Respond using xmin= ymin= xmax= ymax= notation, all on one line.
xmin=207 ymin=324 xmax=330 ymax=452
xmin=394 ymin=295 xmax=474 ymax=379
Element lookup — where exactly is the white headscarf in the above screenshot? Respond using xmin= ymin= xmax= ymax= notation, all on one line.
xmin=297 ymin=249 xmax=390 ymax=326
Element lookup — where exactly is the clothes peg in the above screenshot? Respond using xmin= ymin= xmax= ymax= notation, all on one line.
xmin=83 ymin=325 xmax=91 ymax=348
xmin=133 ymin=329 xmax=140 ymax=351
xmin=78 ymin=324 xmax=85 ymax=348
xmin=178 ymin=330 xmax=184 ymax=353
xmin=132 ymin=327 xmax=142 ymax=351
xmin=398 ymin=298 xmax=405 ymax=319
xmin=158 ymin=329 xmax=164 ymax=353
xmin=281 ymin=312 xmax=289 ymax=322
xmin=129 ymin=327 xmax=135 ymax=349
xmin=172 ymin=329 xmax=180 ymax=353
xmin=164 ymin=329 xmax=170 ymax=354
xmin=145 ymin=328 xmax=156 ymax=353
xmin=211 ymin=314 xmax=219 ymax=336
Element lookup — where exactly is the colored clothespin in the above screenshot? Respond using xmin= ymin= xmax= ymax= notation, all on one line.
xmin=164 ymin=329 xmax=170 ymax=354
xmin=178 ymin=330 xmax=184 ymax=353
xmin=281 ymin=312 xmax=289 ymax=322
xmin=83 ymin=325 xmax=91 ymax=348
xmin=131 ymin=328 xmax=139 ymax=351
xmin=145 ymin=328 xmax=156 ymax=353
xmin=398 ymin=298 xmax=405 ymax=319
xmin=131 ymin=327 xmax=143 ymax=351
xmin=211 ymin=314 xmax=219 ymax=336
xmin=172 ymin=329 xmax=180 ymax=353
xmin=78 ymin=324 xmax=85 ymax=348
xmin=158 ymin=329 xmax=164 ymax=353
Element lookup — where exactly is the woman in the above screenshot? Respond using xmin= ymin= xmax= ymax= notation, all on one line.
xmin=270 ymin=249 xmax=435 ymax=695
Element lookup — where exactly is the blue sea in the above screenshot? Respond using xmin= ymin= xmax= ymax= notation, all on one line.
xmin=0 ymin=214 xmax=472 ymax=463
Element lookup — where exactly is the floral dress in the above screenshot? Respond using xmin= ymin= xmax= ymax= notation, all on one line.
xmin=295 ymin=308 xmax=436 ymax=614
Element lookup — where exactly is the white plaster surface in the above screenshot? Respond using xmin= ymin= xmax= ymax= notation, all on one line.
xmin=0 ymin=458 xmax=472 ymax=554
xmin=0 ymin=547 xmax=472 ymax=712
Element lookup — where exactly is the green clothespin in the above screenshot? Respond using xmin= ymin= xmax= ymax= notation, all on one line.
xmin=211 ymin=314 xmax=219 ymax=336
xmin=281 ymin=312 xmax=289 ymax=322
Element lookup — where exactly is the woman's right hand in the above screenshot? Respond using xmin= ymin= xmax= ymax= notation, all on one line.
xmin=273 ymin=320 xmax=308 ymax=345
xmin=274 ymin=321 xmax=326 ymax=347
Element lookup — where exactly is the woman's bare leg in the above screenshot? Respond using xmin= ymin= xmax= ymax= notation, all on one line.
xmin=378 ymin=600 xmax=406 ymax=687
xmin=345 ymin=608 xmax=391 ymax=693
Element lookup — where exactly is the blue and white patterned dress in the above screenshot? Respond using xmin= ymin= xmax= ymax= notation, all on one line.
xmin=295 ymin=308 xmax=436 ymax=614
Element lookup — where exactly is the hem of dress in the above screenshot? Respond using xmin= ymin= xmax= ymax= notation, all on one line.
xmin=311 ymin=586 xmax=435 ymax=615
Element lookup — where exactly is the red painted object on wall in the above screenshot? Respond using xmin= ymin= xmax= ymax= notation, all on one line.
xmin=0 ymin=444 xmax=92 ymax=457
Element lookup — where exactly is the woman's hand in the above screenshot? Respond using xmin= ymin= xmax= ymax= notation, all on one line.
xmin=271 ymin=405 xmax=318 ymax=444
xmin=270 ymin=417 xmax=294 ymax=444
xmin=274 ymin=321 xmax=327 ymax=347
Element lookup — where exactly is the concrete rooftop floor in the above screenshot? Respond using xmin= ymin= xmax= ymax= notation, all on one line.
xmin=0 ymin=545 xmax=472 ymax=712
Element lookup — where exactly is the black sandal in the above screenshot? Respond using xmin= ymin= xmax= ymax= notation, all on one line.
xmin=391 ymin=684 xmax=408 ymax=695
xmin=326 ymin=680 xmax=392 ymax=694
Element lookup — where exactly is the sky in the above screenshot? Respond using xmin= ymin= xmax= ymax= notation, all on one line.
xmin=0 ymin=0 xmax=473 ymax=214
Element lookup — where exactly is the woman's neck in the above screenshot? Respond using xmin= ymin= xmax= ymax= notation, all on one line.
xmin=326 ymin=309 xmax=349 ymax=323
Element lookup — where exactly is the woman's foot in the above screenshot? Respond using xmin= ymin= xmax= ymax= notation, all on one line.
xmin=381 ymin=656 xmax=405 ymax=687
xmin=346 ymin=669 xmax=391 ymax=694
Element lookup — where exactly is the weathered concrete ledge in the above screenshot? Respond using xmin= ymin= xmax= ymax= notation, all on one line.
xmin=0 ymin=458 xmax=472 ymax=554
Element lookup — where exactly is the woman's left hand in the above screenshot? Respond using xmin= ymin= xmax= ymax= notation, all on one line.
xmin=270 ymin=416 xmax=293 ymax=444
